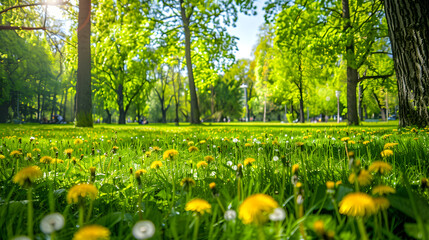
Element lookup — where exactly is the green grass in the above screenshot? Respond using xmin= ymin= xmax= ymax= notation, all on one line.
xmin=0 ymin=122 xmax=428 ymax=240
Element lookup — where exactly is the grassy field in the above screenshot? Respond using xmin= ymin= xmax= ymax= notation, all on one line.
xmin=0 ymin=122 xmax=428 ymax=240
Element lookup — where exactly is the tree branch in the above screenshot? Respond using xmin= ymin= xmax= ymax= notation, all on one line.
xmin=0 ymin=26 xmax=46 ymax=31
xmin=358 ymin=73 xmax=394 ymax=82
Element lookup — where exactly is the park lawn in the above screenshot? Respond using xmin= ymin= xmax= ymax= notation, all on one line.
xmin=0 ymin=122 xmax=428 ymax=240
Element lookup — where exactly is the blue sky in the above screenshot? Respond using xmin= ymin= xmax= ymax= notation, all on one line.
xmin=227 ymin=1 xmax=266 ymax=60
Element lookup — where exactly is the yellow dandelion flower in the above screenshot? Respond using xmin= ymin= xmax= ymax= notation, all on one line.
xmin=13 ymin=166 xmax=42 ymax=187
xmin=326 ymin=181 xmax=335 ymax=189
xmin=239 ymin=193 xmax=279 ymax=225
xmin=292 ymin=164 xmax=299 ymax=174
xmin=163 ymin=149 xmax=179 ymax=160
xmin=373 ymin=197 xmax=390 ymax=211
xmin=180 ymin=177 xmax=196 ymax=187
xmin=187 ymin=141 xmax=195 ymax=146
xmin=380 ymin=149 xmax=394 ymax=157
xmin=313 ymin=220 xmax=325 ymax=235
xmin=199 ymin=140 xmax=206 ymax=144
xmin=64 ymin=149 xmax=74 ymax=155
xmin=384 ymin=143 xmax=398 ymax=149
xmin=145 ymin=151 xmax=152 ymax=157
xmin=339 ymin=192 xmax=376 ymax=217
xmin=295 ymin=142 xmax=304 ymax=147
xmin=185 ymin=198 xmax=211 ymax=215
xmin=188 ymin=146 xmax=199 ymax=153
xmin=244 ymin=158 xmax=256 ymax=166
xmin=51 ymin=158 xmax=64 ymax=164
xmin=67 ymin=183 xmax=98 ymax=204
xmin=363 ymin=141 xmax=370 ymax=145
xmin=0 ymin=154 xmax=5 ymax=159
xmin=152 ymin=146 xmax=161 ymax=152
xmin=40 ymin=156 xmax=53 ymax=164
xmin=372 ymin=185 xmax=395 ymax=196
xmin=209 ymin=182 xmax=216 ymax=189
xmin=368 ymin=161 xmax=392 ymax=175
xmin=135 ymin=169 xmax=147 ymax=178
xmin=33 ymin=148 xmax=41 ymax=152
xmin=348 ymin=140 xmax=356 ymax=144
xmin=341 ymin=137 xmax=350 ymax=142
xmin=74 ymin=139 xmax=83 ymax=145
xmin=204 ymin=156 xmax=214 ymax=163
xmin=244 ymin=143 xmax=252 ymax=147
xmin=150 ymin=161 xmax=163 ymax=169
xmin=348 ymin=170 xmax=372 ymax=187
xmin=73 ymin=225 xmax=110 ymax=240
xmin=196 ymin=161 xmax=208 ymax=169
xmin=10 ymin=150 xmax=22 ymax=157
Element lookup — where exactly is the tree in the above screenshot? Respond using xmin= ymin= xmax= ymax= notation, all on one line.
xmin=75 ymin=0 xmax=93 ymax=127
xmin=384 ymin=0 xmax=429 ymax=127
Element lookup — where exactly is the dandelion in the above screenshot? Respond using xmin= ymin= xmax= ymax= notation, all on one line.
xmin=112 ymin=146 xmax=119 ymax=153
xmin=185 ymin=198 xmax=211 ymax=215
xmin=209 ymin=182 xmax=216 ymax=189
xmin=372 ymin=185 xmax=395 ymax=196
xmin=132 ymin=220 xmax=155 ymax=240
xmin=163 ymin=149 xmax=179 ymax=160
xmin=363 ymin=141 xmax=370 ymax=145
xmin=244 ymin=157 xmax=256 ymax=166
xmin=245 ymin=143 xmax=252 ymax=147
xmin=199 ymin=140 xmax=206 ymax=144
xmin=67 ymin=183 xmax=98 ymax=204
xmin=33 ymin=148 xmax=41 ymax=152
xmin=51 ymin=158 xmax=64 ymax=164
xmin=204 ymin=156 xmax=214 ymax=163
xmin=40 ymin=156 xmax=53 ymax=164
xmin=292 ymin=164 xmax=299 ymax=174
xmin=0 ymin=154 xmax=5 ymax=160
xmin=74 ymin=139 xmax=83 ymax=145
xmin=188 ymin=146 xmax=199 ymax=153
xmin=40 ymin=213 xmax=65 ymax=234
xmin=313 ymin=220 xmax=325 ymax=236
xmin=373 ymin=197 xmax=390 ymax=211
xmin=273 ymin=156 xmax=279 ymax=161
xmin=339 ymin=192 xmax=376 ymax=217
xmin=150 ymin=161 xmax=163 ymax=169
xmin=380 ymin=149 xmax=393 ymax=158
xmin=152 ymin=146 xmax=161 ymax=152
xmin=187 ymin=141 xmax=195 ymax=146
xmin=269 ymin=207 xmax=286 ymax=221
xmin=326 ymin=181 xmax=335 ymax=190
xmin=135 ymin=169 xmax=147 ymax=178
xmin=13 ymin=166 xmax=42 ymax=187
xmin=10 ymin=150 xmax=22 ymax=157
xmin=180 ymin=177 xmax=196 ymax=190
xmin=368 ymin=161 xmax=392 ymax=175
xmin=341 ymin=137 xmax=350 ymax=142
xmin=196 ymin=161 xmax=208 ymax=169
xmin=384 ymin=143 xmax=398 ymax=149
xmin=239 ymin=193 xmax=279 ymax=225
xmin=72 ymin=225 xmax=110 ymax=240
xmin=224 ymin=209 xmax=237 ymax=221
xmin=64 ymin=148 xmax=73 ymax=157
xmin=348 ymin=170 xmax=372 ymax=187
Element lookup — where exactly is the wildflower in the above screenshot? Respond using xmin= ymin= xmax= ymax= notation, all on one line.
xmin=67 ymin=183 xmax=98 ymax=204
xmin=269 ymin=207 xmax=286 ymax=221
xmin=273 ymin=156 xmax=279 ymax=161
xmin=204 ymin=156 xmax=214 ymax=163
xmin=152 ymin=146 xmax=161 ymax=152
xmin=10 ymin=150 xmax=22 ymax=157
xmin=341 ymin=137 xmax=350 ymax=142
xmin=348 ymin=170 xmax=372 ymax=187
xmin=51 ymin=158 xmax=64 ymax=164
xmin=209 ymin=182 xmax=216 ymax=190
xmin=224 ymin=209 xmax=237 ymax=221
xmin=40 ymin=213 xmax=65 ymax=234
xmin=40 ymin=156 xmax=53 ymax=164
xmin=135 ymin=169 xmax=147 ymax=178
xmin=187 ymin=141 xmax=195 ymax=146
xmin=13 ymin=166 xmax=42 ymax=187
xmin=239 ymin=193 xmax=279 ymax=225
xmin=33 ymin=148 xmax=41 ymax=152
xmin=199 ymin=140 xmax=206 ymax=144
xmin=163 ymin=149 xmax=179 ymax=160
xmin=112 ymin=146 xmax=119 ymax=153
xmin=132 ymin=220 xmax=155 ymax=240
xmin=292 ymin=164 xmax=299 ymax=174
xmin=372 ymin=185 xmax=395 ymax=196
xmin=244 ymin=158 xmax=256 ymax=166
xmin=188 ymin=146 xmax=199 ymax=153
xmin=26 ymin=153 xmax=32 ymax=160
xmin=363 ymin=141 xmax=370 ymax=145
xmin=0 ymin=154 xmax=5 ymax=160
xmin=72 ymin=225 xmax=110 ymax=240
xmin=244 ymin=143 xmax=252 ymax=147
xmin=348 ymin=140 xmax=356 ymax=144
xmin=185 ymin=198 xmax=212 ymax=215
xmin=145 ymin=151 xmax=151 ymax=158
xmin=380 ymin=149 xmax=394 ymax=157
xmin=384 ymin=143 xmax=398 ymax=149
xmin=373 ymin=197 xmax=390 ymax=211
xmin=368 ymin=161 xmax=392 ymax=175
xmin=295 ymin=142 xmax=304 ymax=147
xmin=313 ymin=220 xmax=325 ymax=236
xmin=74 ymin=139 xmax=83 ymax=145
xmin=326 ymin=181 xmax=335 ymax=190
xmin=64 ymin=149 xmax=73 ymax=157
xmin=150 ymin=161 xmax=163 ymax=169
xmin=180 ymin=177 xmax=196 ymax=189
xmin=339 ymin=192 xmax=376 ymax=217
xmin=196 ymin=161 xmax=208 ymax=169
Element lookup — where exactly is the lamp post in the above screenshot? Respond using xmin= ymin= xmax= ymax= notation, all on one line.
xmin=335 ymin=91 xmax=341 ymax=123
xmin=240 ymin=83 xmax=249 ymax=122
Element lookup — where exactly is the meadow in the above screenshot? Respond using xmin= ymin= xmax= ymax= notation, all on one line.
xmin=0 ymin=122 xmax=428 ymax=240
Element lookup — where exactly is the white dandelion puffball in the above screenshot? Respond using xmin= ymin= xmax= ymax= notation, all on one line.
xmin=40 ymin=212 xmax=65 ymax=234
xmin=133 ymin=220 xmax=156 ymax=240
xmin=224 ymin=209 xmax=237 ymax=221
xmin=269 ymin=207 xmax=286 ymax=221
xmin=273 ymin=156 xmax=279 ymax=161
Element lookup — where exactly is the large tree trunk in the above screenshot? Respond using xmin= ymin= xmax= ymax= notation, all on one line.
xmin=180 ymin=0 xmax=200 ymax=124
xmin=384 ymin=0 xmax=429 ymax=127
xmin=105 ymin=109 xmax=112 ymax=124
xmin=75 ymin=0 xmax=93 ymax=127
xmin=117 ymin=83 xmax=126 ymax=124
xmin=342 ymin=0 xmax=359 ymax=126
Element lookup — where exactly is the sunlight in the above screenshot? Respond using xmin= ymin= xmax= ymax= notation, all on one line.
xmin=47 ymin=5 xmax=63 ymax=20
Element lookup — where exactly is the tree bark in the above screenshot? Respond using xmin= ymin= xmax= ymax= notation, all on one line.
xmin=105 ymin=109 xmax=112 ymax=124
xmin=76 ymin=0 xmax=93 ymax=127
xmin=342 ymin=0 xmax=359 ymax=126
xmin=180 ymin=0 xmax=200 ymax=124
xmin=116 ymin=83 xmax=126 ymax=124
xmin=384 ymin=0 xmax=429 ymax=127
xmin=373 ymin=91 xmax=386 ymax=121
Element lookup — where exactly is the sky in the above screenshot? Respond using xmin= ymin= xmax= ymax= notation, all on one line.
xmin=227 ymin=1 xmax=266 ymax=60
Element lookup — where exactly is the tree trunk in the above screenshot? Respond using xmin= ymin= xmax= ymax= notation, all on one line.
xmin=63 ymin=88 xmax=68 ymax=121
xmin=105 ymin=109 xmax=112 ymax=124
xmin=117 ymin=83 xmax=126 ymax=124
xmin=299 ymin=88 xmax=305 ymax=123
xmin=180 ymin=0 xmax=200 ymax=124
xmin=364 ymin=105 xmax=368 ymax=119
xmin=384 ymin=0 xmax=429 ymax=127
xmin=342 ymin=0 xmax=359 ymax=126
xmin=373 ymin=92 xmax=386 ymax=121
xmin=358 ymin=82 xmax=364 ymax=120
xmin=76 ymin=0 xmax=93 ymax=127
